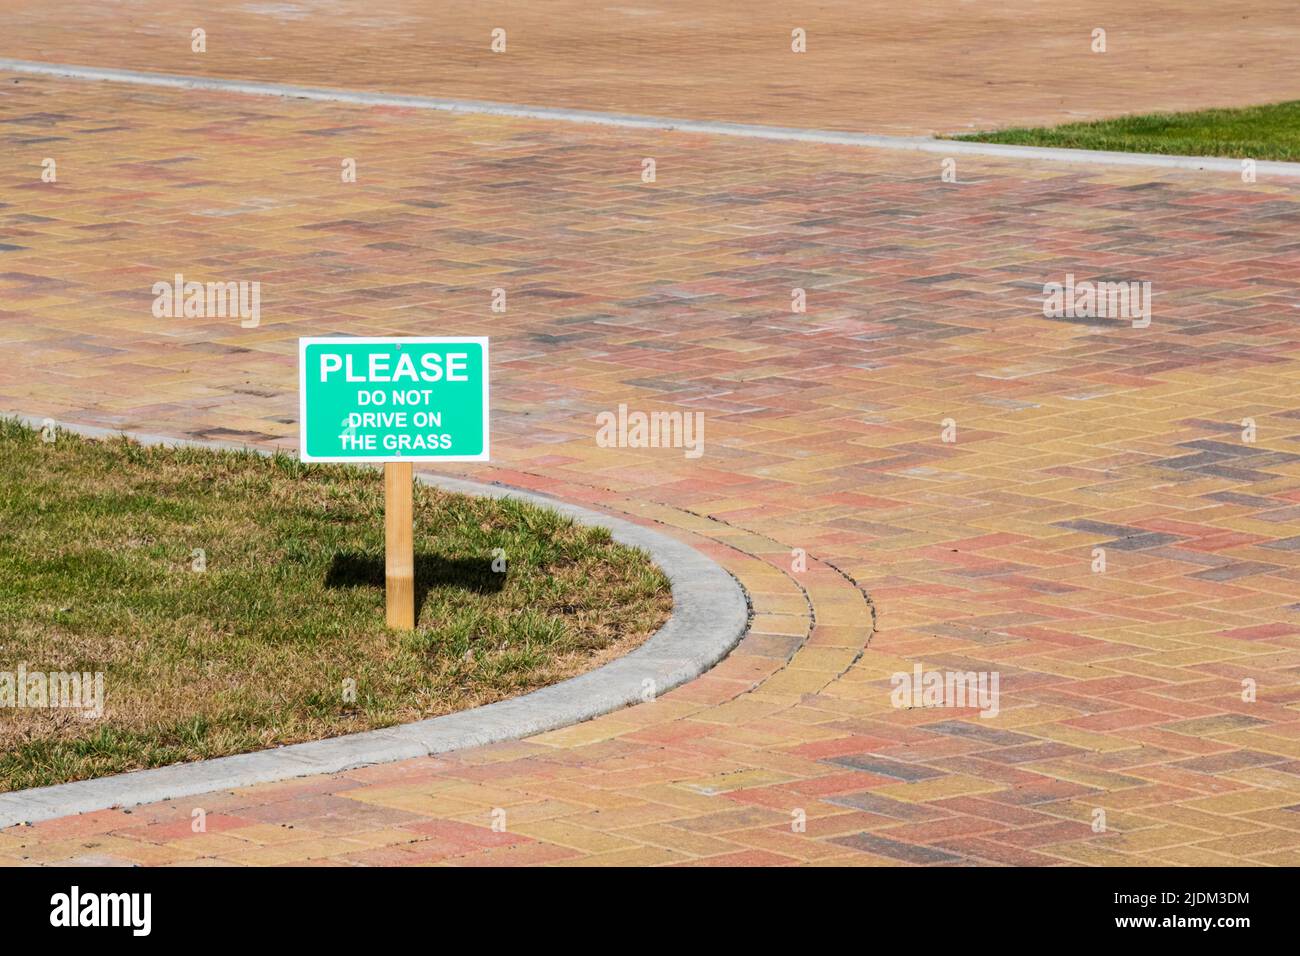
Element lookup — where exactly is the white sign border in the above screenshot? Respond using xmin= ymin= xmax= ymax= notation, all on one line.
xmin=298 ymin=336 xmax=490 ymax=464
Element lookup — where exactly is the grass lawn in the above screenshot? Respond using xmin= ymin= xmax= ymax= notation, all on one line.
xmin=0 ymin=419 xmax=670 ymax=791
xmin=952 ymin=100 xmax=1300 ymax=162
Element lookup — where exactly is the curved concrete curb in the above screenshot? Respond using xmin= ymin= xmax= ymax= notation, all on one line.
xmin=0 ymin=417 xmax=749 ymax=828
xmin=4 ymin=57 xmax=1300 ymax=177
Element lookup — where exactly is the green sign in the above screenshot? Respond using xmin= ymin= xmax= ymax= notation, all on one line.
xmin=298 ymin=337 xmax=489 ymax=462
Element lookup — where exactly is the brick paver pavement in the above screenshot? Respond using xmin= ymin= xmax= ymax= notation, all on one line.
xmin=3 ymin=0 xmax=1300 ymax=135
xmin=2 ymin=69 xmax=1300 ymax=866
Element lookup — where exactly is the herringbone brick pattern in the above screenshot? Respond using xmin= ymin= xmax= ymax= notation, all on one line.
xmin=2 ymin=73 xmax=1300 ymax=865
xmin=3 ymin=0 xmax=1300 ymax=135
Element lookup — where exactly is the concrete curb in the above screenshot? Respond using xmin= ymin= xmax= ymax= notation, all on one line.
xmin=0 ymin=417 xmax=749 ymax=828
xmin=4 ymin=57 xmax=1300 ymax=177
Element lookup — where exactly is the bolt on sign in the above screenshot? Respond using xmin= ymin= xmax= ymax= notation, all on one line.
xmin=298 ymin=337 xmax=489 ymax=462
xmin=298 ymin=337 xmax=490 ymax=630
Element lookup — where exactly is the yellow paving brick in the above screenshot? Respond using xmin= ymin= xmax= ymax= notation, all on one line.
xmin=724 ymin=827 xmax=848 ymax=861
xmin=1095 ymin=826 xmax=1208 ymax=852
xmin=221 ymin=837 xmax=366 ymax=866
xmin=224 ymin=824 xmax=332 ymax=846
xmin=614 ymin=823 xmax=744 ymax=858
xmin=874 ymin=775 xmax=1004 ymax=802
xmin=748 ymin=613 xmax=807 ymax=637
xmin=1022 ymin=763 xmax=1149 ymax=791
xmin=1019 ymin=723 xmax=1141 ymax=753
xmin=753 ymin=668 xmax=838 ymax=697
xmin=1184 ymin=791 xmax=1300 ymax=815
xmin=1045 ymin=844 xmax=1142 ymax=867
xmin=787 ymin=647 xmax=861 ymax=673
xmin=1133 ymin=806 xmax=1265 ymax=837
xmin=556 ymin=845 xmax=688 ymax=866
xmin=1253 ymin=848 xmax=1300 ymax=866
xmin=1144 ymin=845 xmax=1258 ymax=867
xmin=678 ymin=769 xmax=794 ymax=794
xmin=450 ymin=800 xmax=588 ymax=826
xmin=530 ymin=719 xmax=643 ymax=747
xmin=1196 ymin=828 xmax=1300 ymax=857
xmin=512 ymin=821 xmax=639 ymax=854
xmin=163 ymin=833 xmax=258 ymax=857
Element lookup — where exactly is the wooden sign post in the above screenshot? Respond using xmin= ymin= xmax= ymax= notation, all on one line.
xmin=384 ymin=461 xmax=415 ymax=630
xmin=298 ymin=336 xmax=490 ymax=632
